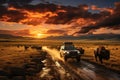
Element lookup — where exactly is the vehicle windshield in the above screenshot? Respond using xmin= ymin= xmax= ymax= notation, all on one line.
xmin=64 ymin=45 xmax=76 ymax=50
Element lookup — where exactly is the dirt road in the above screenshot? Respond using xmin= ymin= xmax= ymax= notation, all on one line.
xmin=38 ymin=46 xmax=120 ymax=80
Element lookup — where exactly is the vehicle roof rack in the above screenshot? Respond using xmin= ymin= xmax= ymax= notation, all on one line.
xmin=63 ymin=42 xmax=73 ymax=45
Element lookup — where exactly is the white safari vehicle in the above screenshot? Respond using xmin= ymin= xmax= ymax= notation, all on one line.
xmin=60 ymin=42 xmax=82 ymax=62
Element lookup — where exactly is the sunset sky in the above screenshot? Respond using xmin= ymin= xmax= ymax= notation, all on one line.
xmin=0 ymin=0 xmax=120 ymax=38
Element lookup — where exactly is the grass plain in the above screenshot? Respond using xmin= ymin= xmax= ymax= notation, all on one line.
xmin=0 ymin=40 xmax=120 ymax=72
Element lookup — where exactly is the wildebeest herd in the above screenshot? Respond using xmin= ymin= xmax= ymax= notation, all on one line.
xmin=18 ymin=45 xmax=42 ymax=51
xmin=22 ymin=45 xmax=110 ymax=64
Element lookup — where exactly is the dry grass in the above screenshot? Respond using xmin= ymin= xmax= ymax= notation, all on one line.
xmin=0 ymin=45 xmax=40 ymax=69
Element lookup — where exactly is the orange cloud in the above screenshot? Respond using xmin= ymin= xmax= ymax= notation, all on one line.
xmin=19 ymin=11 xmax=58 ymax=25
xmin=93 ymin=28 xmax=120 ymax=34
xmin=0 ymin=15 xmax=11 ymax=21
xmin=0 ymin=3 xmax=94 ymax=25
xmin=8 ymin=6 xmax=18 ymax=11
xmin=6 ymin=6 xmax=58 ymax=25
xmin=45 ymin=29 xmax=66 ymax=36
xmin=91 ymin=5 xmax=114 ymax=14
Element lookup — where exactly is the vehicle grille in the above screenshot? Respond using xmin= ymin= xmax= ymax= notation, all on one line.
xmin=69 ymin=51 xmax=78 ymax=56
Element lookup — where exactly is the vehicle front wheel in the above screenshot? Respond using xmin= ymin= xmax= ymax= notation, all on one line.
xmin=76 ymin=57 xmax=80 ymax=62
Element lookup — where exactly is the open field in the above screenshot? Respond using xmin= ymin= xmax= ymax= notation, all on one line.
xmin=0 ymin=44 xmax=46 ymax=80
xmin=0 ymin=40 xmax=120 ymax=71
xmin=0 ymin=40 xmax=120 ymax=80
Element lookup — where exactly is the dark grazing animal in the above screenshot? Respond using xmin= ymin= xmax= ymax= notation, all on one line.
xmin=24 ymin=45 xmax=29 ymax=51
xmin=94 ymin=46 xmax=110 ymax=63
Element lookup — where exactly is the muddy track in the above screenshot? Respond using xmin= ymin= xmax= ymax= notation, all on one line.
xmin=40 ymin=47 xmax=120 ymax=80
xmin=66 ymin=60 xmax=120 ymax=80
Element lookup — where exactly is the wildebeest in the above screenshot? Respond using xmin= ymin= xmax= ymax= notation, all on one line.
xmin=94 ymin=46 xmax=110 ymax=63
xmin=31 ymin=46 xmax=42 ymax=51
xmin=24 ymin=45 xmax=29 ymax=51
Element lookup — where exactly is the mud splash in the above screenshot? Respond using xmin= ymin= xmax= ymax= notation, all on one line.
xmin=42 ymin=46 xmax=84 ymax=80
xmin=42 ymin=46 xmax=64 ymax=61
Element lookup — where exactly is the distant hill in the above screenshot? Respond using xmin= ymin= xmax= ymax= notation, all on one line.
xmin=0 ymin=34 xmax=23 ymax=39
xmin=43 ymin=34 xmax=120 ymax=40
xmin=0 ymin=34 xmax=120 ymax=41
xmin=77 ymin=34 xmax=120 ymax=40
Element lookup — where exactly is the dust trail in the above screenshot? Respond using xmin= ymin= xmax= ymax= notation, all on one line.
xmin=42 ymin=46 xmax=64 ymax=61
xmin=42 ymin=46 xmax=67 ymax=79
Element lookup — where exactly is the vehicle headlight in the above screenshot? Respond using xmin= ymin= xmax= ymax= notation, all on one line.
xmin=77 ymin=51 xmax=81 ymax=54
xmin=66 ymin=51 xmax=69 ymax=54
xmin=64 ymin=51 xmax=69 ymax=54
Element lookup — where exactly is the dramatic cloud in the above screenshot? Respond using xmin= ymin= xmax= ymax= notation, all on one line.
xmin=0 ymin=1 xmax=120 ymax=37
xmin=74 ymin=2 xmax=120 ymax=34
xmin=46 ymin=29 xmax=67 ymax=35
xmin=46 ymin=4 xmax=91 ymax=24
xmin=0 ymin=3 xmax=93 ymax=25
xmin=91 ymin=5 xmax=114 ymax=14
xmin=0 ymin=2 xmax=111 ymax=26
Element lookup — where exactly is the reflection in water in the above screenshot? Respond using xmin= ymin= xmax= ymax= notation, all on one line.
xmin=82 ymin=68 xmax=96 ymax=80
xmin=40 ymin=67 xmax=51 ymax=78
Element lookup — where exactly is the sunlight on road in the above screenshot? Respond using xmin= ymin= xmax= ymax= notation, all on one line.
xmin=42 ymin=46 xmax=64 ymax=61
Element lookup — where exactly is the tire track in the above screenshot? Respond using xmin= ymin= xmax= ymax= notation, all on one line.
xmin=42 ymin=46 xmax=120 ymax=80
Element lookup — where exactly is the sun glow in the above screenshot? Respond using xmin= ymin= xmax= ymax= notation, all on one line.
xmin=36 ymin=33 xmax=46 ymax=38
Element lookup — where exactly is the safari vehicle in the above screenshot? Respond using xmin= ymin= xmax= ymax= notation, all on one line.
xmin=60 ymin=42 xmax=82 ymax=62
